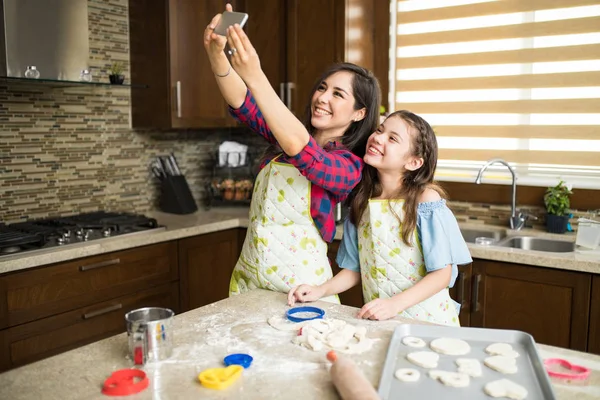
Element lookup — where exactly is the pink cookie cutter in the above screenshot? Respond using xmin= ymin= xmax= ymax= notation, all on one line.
xmin=544 ymin=358 xmax=591 ymax=381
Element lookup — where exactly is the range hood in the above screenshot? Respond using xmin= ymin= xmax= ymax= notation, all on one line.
xmin=0 ymin=0 xmax=89 ymax=81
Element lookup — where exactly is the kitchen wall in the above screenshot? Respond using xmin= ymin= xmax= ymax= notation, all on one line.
xmin=0 ymin=0 xmax=264 ymax=223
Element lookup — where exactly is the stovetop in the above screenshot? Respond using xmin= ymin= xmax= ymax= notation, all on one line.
xmin=0 ymin=211 xmax=165 ymax=258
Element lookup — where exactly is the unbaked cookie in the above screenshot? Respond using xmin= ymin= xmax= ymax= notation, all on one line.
xmin=430 ymin=338 xmax=471 ymax=356
xmin=484 ymin=379 xmax=528 ymax=399
xmin=484 ymin=355 xmax=518 ymax=374
xmin=428 ymin=370 xmax=470 ymax=388
xmin=406 ymin=351 xmax=439 ymax=369
xmin=486 ymin=343 xmax=520 ymax=358
xmin=402 ymin=336 xmax=427 ymax=348
xmin=455 ymin=358 xmax=482 ymax=377
xmin=394 ymin=368 xmax=420 ymax=382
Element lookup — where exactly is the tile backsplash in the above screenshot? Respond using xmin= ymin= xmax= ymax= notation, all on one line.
xmin=0 ymin=0 xmax=264 ymax=223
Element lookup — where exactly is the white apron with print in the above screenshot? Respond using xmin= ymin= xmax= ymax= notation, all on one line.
xmin=358 ymin=200 xmax=459 ymax=326
xmin=229 ymin=159 xmax=339 ymax=303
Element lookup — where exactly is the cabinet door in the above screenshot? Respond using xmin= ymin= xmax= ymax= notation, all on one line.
xmin=470 ymin=260 xmax=591 ymax=351
xmin=328 ymin=240 xmax=364 ymax=308
xmin=169 ymin=0 xmax=238 ymax=128
xmin=0 ymin=283 xmax=179 ymax=372
xmin=179 ymin=229 xmax=241 ymax=312
xmin=449 ymin=263 xmax=472 ymax=327
xmin=240 ymin=0 xmax=286 ymax=101
xmin=286 ymin=0 xmax=345 ymax=117
xmin=589 ymin=275 xmax=600 ymax=355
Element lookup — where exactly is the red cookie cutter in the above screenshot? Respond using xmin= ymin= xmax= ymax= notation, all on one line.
xmin=544 ymin=358 xmax=590 ymax=381
xmin=102 ymin=369 xmax=149 ymax=396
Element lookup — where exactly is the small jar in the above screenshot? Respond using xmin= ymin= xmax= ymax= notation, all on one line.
xmin=80 ymin=69 xmax=93 ymax=82
xmin=25 ymin=66 xmax=40 ymax=79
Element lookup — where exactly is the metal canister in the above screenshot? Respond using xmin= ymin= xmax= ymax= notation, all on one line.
xmin=125 ymin=307 xmax=174 ymax=365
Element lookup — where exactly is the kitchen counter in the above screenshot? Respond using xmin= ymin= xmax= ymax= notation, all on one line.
xmin=0 ymin=289 xmax=598 ymax=400
xmin=1 ymin=208 xmax=599 ymax=275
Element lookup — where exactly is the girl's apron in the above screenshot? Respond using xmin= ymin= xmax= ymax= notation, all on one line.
xmin=229 ymin=158 xmax=339 ymax=303
xmin=358 ymin=200 xmax=459 ymax=325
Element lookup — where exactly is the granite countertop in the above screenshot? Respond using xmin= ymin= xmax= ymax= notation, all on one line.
xmin=0 ymin=290 xmax=598 ymax=400
xmin=1 ymin=208 xmax=599 ymax=275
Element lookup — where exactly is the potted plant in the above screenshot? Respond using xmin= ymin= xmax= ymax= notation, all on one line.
xmin=108 ymin=62 xmax=125 ymax=84
xmin=543 ymin=180 xmax=573 ymax=234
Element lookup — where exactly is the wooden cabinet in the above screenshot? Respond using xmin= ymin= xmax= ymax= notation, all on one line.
xmin=232 ymin=0 xmax=383 ymax=117
xmin=588 ymin=275 xmax=600 ymax=355
xmin=328 ymin=240 xmax=364 ymax=308
xmin=179 ymin=229 xmax=243 ymax=312
xmin=470 ymin=260 xmax=592 ymax=351
xmin=449 ymin=263 xmax=473 ymax=327
xmin=0 ymin=242 xmax=179 ymax=371
xmin=129 ymin=0 xmax=241 ymax=129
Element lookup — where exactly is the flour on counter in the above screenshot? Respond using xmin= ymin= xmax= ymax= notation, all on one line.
xmin=268 ymin=316 xmax=376 ymax=354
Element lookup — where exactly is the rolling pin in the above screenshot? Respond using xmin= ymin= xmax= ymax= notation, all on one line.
xmin=327 ymin=350 xmax=380 ymax=400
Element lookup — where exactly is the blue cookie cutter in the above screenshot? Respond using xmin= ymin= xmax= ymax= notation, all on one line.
xmin=224 ymin=353 xmax=253 ymax=369
xmin=286 ymin=306 xmax=325 ymax=323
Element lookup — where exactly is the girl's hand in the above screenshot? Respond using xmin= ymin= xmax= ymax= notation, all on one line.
xmin=288 ymin=284 xmax=326 ymax=306
xmin=203 ymin=3 xmax=233 ymax=57
xmin=358 ymin=298 xmax=403 ymax=321
xmin=226 ymin=24 xmax=262 ymax=83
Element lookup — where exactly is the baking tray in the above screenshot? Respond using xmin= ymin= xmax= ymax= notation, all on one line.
xmin=377 ymin=324 xmax=556 ymax=400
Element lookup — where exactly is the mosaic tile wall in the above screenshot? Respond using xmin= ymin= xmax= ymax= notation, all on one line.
xmin=0 ymin=0 xmax=264 ymax=224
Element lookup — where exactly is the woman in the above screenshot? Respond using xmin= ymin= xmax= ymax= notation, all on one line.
xmin=204 ymin=5 xmax=381 ymax=302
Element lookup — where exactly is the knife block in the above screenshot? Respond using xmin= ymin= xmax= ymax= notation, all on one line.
xmin=159 ymin=175 xmax=198 ymax=214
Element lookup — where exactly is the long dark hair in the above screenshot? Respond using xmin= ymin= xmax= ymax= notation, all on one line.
xmin=349 ymin=110 xmax=446 ymax=246
xmin=263 ymin=63 xmax=381 ymax=161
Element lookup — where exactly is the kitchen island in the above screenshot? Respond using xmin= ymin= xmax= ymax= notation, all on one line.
xmin=0 ymin=290 xmax=598 ymax=400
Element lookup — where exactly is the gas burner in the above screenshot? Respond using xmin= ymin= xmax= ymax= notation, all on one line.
xmin=1 ymin=246 xmax=22 ymax=255
xmin=0 ymin=211 xmax=165 ymax=258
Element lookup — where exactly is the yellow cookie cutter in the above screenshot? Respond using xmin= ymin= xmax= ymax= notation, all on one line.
xmin=198 ymin=365 xmax=243 ymax=390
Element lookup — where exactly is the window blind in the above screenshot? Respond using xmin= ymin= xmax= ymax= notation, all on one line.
xmin=393 ymin=0 xmax=600 ymax=189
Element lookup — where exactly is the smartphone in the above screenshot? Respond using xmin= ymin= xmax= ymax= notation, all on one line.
xmin=214 ymin=11 xmax=248 ymax=36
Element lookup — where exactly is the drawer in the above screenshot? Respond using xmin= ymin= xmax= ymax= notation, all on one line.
xmin=0 ymin=282 xmax=179 ymax=371
xmin=0 ymin=241 xmax=178 ymax=329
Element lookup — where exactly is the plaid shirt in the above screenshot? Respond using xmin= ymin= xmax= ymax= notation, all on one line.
xmin=230 ymin=90 xmax=363 ymax=242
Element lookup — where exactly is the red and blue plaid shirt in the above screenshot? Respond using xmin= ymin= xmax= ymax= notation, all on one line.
xmin=230 ymin=90 xmax=363 ymax=242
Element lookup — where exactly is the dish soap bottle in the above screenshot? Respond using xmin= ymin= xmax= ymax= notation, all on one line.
xmin=25 ymin=66 xmax=40 ymax=79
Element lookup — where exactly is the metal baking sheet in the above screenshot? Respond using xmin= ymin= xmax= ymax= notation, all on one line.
xmin=377 ymin=324 xmax=556 ymax=400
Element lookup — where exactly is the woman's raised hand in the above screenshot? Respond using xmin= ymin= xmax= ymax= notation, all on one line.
xmin=226 ymin=24 xmax=262 ymax=84
xmin=203 ymin=3 xmax=233 ymax=57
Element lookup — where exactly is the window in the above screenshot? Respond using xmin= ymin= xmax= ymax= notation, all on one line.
xmin=391 ymin=0 xmax=600 ymax=189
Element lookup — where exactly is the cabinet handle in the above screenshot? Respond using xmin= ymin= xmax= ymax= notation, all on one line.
xmin=176 ymin=81 xmax=182 ymax=118
xmin=279 ymin=82 xmax=285 ymax=101
xmin=472 ymin=274 xmax=482 ymax=313
xmin=79 ymin=258 xmax=120 ymax=272
xmin=457 ymin=271 xmax=465 ymax=305
xmin=286 ymin=82 xmax=295 ymax=110
xmin=82 ymin=303 xmax=122 ymax=319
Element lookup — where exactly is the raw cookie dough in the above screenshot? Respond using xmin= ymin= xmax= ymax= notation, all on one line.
xmin=486 ymin=343 xmax=520 ymax=358
xmin=394 ymin=368 xmax=420 ymax=382
xmin=484 ymin=379 xmax=528 ymax=399
xmin=430 ymin=338 xmax=471 ymax=356
xmin=428 ymin=370 xmax=470 ymax=388
xmin=402 ymin=336 xmax=426 ymax=348
xmin=456 ymin=358 xmax=483 ymax=377
xmin=275 ymin=317 xmax=375 ymax=354
xmin=406 ymin=351 xmax=439 ymax=369
xmin=484 ymin=355 xmax=518 ymax=374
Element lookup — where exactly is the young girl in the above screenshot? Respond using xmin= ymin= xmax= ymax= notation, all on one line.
xmin=204 ymin=5 xmax=381 ymax=302
xmin=288 ymin=110 xmax=472 ymax=325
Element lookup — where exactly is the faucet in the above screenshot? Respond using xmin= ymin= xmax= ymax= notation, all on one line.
xmin=475 ymin=158 xmax=525 ymax=230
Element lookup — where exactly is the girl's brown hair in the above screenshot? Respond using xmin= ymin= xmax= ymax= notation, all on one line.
xmin=349 ymin=110 xmax=446 ymax=246
xmin=262 ymin=62 xmax=381 ymax=162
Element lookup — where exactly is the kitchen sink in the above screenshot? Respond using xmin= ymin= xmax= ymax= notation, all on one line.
xmin=496 ymin=236 xmax=575 ymax=253
xmin=460 ymin=228 xmax=507 ymax=244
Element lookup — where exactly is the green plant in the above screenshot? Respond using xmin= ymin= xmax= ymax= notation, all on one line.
xmin=544 ymin=180 xmax=573 ymax=216
xmin=109 ymin=61 xmax=124 ymax=75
